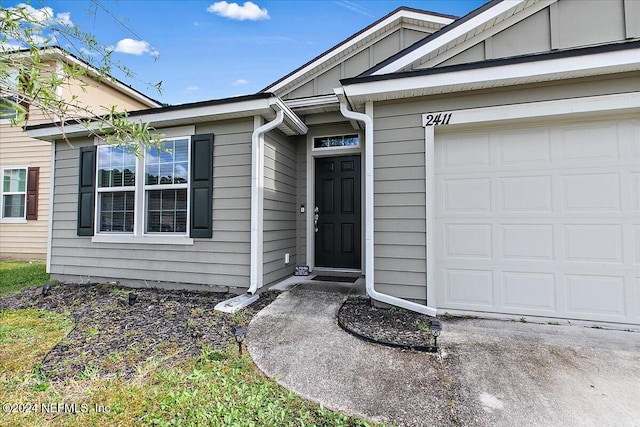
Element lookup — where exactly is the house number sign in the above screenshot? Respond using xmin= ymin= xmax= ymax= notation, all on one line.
xmin=424 ymin=112 xmax=453 ymax=126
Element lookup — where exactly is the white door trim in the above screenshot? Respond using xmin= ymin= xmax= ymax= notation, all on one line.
xmin=305 ymin=129 xmax=363 ymax=272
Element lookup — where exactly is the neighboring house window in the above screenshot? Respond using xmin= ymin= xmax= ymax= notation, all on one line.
xmin=0 ymin=166 xmax=39 ymax=221
xmin=2 ymin=168 xmax=26 ymax=218
xmin=77 ymin=133 xmax=214 ymax=240
xmin=313 ymin=134 xmax=359 ymax=150
xmin=0 ymin=96 xmax=19 ymax=121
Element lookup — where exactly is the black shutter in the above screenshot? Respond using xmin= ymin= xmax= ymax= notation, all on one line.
xmin=190 ymin=133 xmax=214 ymax=238
xmin=77 ymin=146 xmax=96 ymax=236
xmin=26 ymin=167 xmax=39 ymax=220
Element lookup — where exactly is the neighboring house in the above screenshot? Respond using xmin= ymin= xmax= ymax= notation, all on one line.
xmin=0 ymin=46 xmax=161 ymax=260
xmin=28 ymin=0 xmax=640 ymax=327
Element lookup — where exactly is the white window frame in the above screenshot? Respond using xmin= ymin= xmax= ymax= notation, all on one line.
xmin=91 ymin=126 xmax=195 ymax=245
xmin=0 ymin=166 xmax=28 ymax=223
xmin=312 ymin=133 xmax=361 ymax=151
xmin=0 ymin=93 xmax=22 ymax=125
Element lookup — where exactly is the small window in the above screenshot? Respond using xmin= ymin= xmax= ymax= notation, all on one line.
xmin=313 ymin=134 xmax=359 ymax=150
xmin=2 ymin=168 xmax=27 ymax=218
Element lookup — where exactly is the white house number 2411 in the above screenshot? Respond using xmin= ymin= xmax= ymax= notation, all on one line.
xmin=424 ymin=112 xmax=453 ymax=126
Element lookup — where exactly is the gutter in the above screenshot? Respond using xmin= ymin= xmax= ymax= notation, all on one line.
xmin=335 ymin=88 xmax=437 ymax=317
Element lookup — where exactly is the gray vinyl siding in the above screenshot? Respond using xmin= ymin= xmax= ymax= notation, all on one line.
xmin=49 ymin=118 xmax=254 ymax=289
xmin=371 ymin=73 xmax=640 ymax=303
xmin=296 ymin=135 xmax=307 ymax=265
xmin=417 ymin=0 xmax=631 ymax=70
xmin=373 ymin=110 xmax=427 ymax=302
xmin=262 ymin=130 xmax=297 ymax=286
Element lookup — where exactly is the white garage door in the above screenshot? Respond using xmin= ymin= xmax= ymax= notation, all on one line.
xmin=434 ymin=118 xmax=640 ymax=325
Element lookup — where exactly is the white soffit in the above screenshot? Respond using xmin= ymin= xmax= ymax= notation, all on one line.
xmin=263 ymin=9 xmax=455 ymax=94
xmin=343 ymin=47 xmax=640 ymax=103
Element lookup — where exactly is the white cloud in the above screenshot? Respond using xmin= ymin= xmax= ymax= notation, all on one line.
xmin=232 ymin=79 xmax=248 ymax=86
xmin=113 ymin=38 xmax=159 ymax=58
xmin=12 ymin=3 xmax=74 ymax=26
xmin=207 ymin=1 xmax=269 ymax=21
xmin=185 ymin=85 xmax=199 ymax=92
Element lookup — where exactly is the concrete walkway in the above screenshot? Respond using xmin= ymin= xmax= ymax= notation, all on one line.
xmin=247 ymin=289 xmax=640 ymax=427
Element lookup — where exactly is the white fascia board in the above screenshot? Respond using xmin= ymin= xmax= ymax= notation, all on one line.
xmin=372 ymin=0 xmax=526 ymax=75
xmin=422 ymin=91 xmax=640 ymax=126
xmin=344 ymin=48 xmax=640 ymax=100
xmin=265 ymin=10 xmax=455 ymax=93
xmin=26 ymin=97 xmax=275 ymax=141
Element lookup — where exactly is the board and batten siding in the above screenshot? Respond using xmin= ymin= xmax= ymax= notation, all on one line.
xmin=370 ymin=73 xmax=640 ymax=304
xmin=49 ymin=118 xmax=254 ymax=289
xmin=263 ymin=130 xmax=298 ymax=286
xmin=281 ymin=27 xmax=441 ymax=100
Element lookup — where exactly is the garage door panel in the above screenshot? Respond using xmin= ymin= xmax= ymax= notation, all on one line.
xmin=559 ymin=123 xmax=619 ymax=162
xmin=502 ymin=271 xmax=556 ymax=310
xmin=564 ymin=224 xmax=623 ymax=263
xmin=439 ymin=177 xmax=491 ymax=213
xmin=632 ymin=173 xmax=640 ymax=211
xmin=438 ymin=133 xmax=490 ymax=169
xmin=565 ymin=275 xmax=626 ymax=316
xmin=443 ymin=223 xmax=492 ymax=259
xmin=444 ymin=268 xmax=494 ymax=306
xmin=500 ymin=175 xmax=553 ymax=212
xmin=562 ymin=173 xmax=621 ymax=211
xmin=498 ymin=128 xmax=551 ymax=165
xmin=501 ymin=224 xmax=554 ymax=260
xmin=435 ymin=118 xmax=637 ymax=325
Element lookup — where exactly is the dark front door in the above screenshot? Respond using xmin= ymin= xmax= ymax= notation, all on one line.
xmin=314 ymin=155 xmax=361 ymax=269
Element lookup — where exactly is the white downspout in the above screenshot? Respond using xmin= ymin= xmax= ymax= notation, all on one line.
xmin=249 ymin=108 xmax=285 ymax=294
xmin=335 ymin=88 xmax=437 ymax=317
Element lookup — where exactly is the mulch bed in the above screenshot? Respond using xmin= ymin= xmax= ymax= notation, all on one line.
xmin=1 ymin=283 xmax=441 ymax=382
xmin=337 ymin=297 xmax=438 ymax=351
xmin=0 ymin=283 xmax=276 ymax=381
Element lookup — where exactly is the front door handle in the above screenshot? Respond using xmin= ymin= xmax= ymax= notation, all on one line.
xmin=314 ymin=206 xmax=319 ymax=233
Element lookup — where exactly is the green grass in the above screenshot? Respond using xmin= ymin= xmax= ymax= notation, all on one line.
xmin=0 ymin=310 xmax=374 ymax=426
xmin=0 ymin=259 xmax=49 ymax=296
xmin=0 ymin=261 xmax=377 ymax=426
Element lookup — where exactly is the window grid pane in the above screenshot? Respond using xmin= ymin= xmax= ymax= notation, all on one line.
xmin=99 ymin=191 xmax=135 ymax=232
xmin=146 ymin=189 xmax=187 ymax=233
xmin=3 ymin=168 xmax=26 ymax=192
xmin=145 ymin=139 xmax=189 ymax=186
xmin=98 ymin=145 xmax=136 ymax=188
xmin=3 ymin=194 xmax=25 ymax=218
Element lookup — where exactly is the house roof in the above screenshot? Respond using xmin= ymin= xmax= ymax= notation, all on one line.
xmin=260 ymin=7 xmax=457 ymax=95
xmin=9 ymin=46 xmax=163 ymax=108
xmin=26 ymin=92 xmax=307 ymax=141
xmin=360 ymin=0 xmax=554 ymax=76
xmin=340 ymin=39 xmax=640 ymax=103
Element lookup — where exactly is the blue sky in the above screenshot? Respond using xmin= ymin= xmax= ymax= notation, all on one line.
xmin=9 ymin=1 xmax=486 ymax=105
